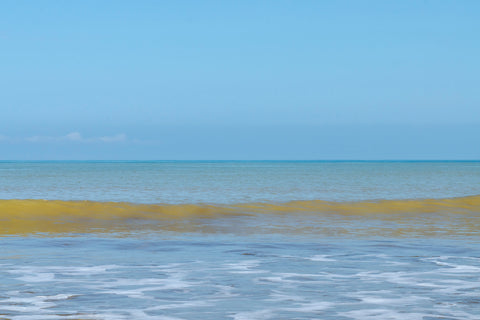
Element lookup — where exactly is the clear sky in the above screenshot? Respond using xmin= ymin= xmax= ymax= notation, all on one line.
xmin=1 ymin=0 xmax=479 ymax=159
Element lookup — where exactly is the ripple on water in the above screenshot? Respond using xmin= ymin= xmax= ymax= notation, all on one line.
xmin=1 ymin=238 xmax=480 ymax=319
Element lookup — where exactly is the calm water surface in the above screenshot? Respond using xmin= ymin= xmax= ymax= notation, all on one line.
xmin=1 ymin=161 xmax=480 ymax=203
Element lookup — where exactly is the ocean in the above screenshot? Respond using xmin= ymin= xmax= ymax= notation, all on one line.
xmin=1 ymin=161 xmax=479 ymax=319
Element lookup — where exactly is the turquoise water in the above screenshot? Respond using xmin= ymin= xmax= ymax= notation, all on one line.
xmin=1 ymin=161 xmax=480 ymax=319
xmin=1 ymin=161 xmax=480 ymax=203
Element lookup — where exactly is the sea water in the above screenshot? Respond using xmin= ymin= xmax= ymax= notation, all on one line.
xmin=1 ymin=161 xmax=479 ymax=319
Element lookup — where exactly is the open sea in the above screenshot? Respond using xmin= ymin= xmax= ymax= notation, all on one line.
xmin=1 ymin=160 xmax=480 ymax=320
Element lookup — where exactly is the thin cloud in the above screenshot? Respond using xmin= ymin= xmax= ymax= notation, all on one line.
xmin=0 ymin=132 xmax=128 ymax=143
xmin=65 ymin=132 xmax=83 ymax=141
xmin=25 ymin=135 xmax=53 ymax=142
xmin=99 ymin=133 xmax=127 ymax=143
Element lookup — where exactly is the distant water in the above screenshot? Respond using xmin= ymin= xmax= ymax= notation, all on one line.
xmin=1 ymin=161 xmax=480 ymax=319
xmin=1 ymin=160 xmax=480 ymax=203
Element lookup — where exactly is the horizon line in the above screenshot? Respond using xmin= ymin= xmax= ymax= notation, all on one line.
xmin=1 ymin=159 xmax=480 ymax=162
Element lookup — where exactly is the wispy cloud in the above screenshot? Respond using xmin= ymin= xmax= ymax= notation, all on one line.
xmin=0 ymin=132 xmax=128 ymax=143
xmin=98 ymin=133 xmax=127 ymax=143
xmin=65 ymin=132 xmax=83 ymax=141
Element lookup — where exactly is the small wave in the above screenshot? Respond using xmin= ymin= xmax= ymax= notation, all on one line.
xmin=0 ymin=196 xmax=479 ymax=236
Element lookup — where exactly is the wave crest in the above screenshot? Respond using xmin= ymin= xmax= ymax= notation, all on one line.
xmin=1 ymin=196 xmax=479 ymax=236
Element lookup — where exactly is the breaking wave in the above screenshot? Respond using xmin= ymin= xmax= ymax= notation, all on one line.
xmin=1 ymin=196 xmax=479 ymax=236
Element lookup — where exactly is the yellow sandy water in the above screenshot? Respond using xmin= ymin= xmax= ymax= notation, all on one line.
xmin=1 ymin=196 xmax=479 ymax=236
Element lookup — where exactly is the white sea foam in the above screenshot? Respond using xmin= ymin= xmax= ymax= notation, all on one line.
xmin=0 ymin=294 xmax=66 ymax=314
xmin=309 ymin=255 xmax=336 ymax=261
xmin=59 ymin=265 xmax=120 ymax=275
xmin=2 ymin=234 xmax=480 ymax=320
xmin=224 ymin=260 xmax=267 ymax=274
xmin=17 ymin=272 xmax=55 ymax=282
xmin=339 ymin=308 xmax=428 ymax=320
xmin=277 ymin=272 xmax=324 ymax=279
xmin=146 ymin=300 xmax=212 ymax=310
xmin=231 ymin=309 xmax=275 ymax=320
xmin=356 ymin=295 xmax=429 ymax=305
xmin=282 ymin=301 xmax=333 ymax=312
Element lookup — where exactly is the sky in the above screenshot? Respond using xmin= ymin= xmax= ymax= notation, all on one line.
xmin=1 ymin=0 xmax=479 ymax=160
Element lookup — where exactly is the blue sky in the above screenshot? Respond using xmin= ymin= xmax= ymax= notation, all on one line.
xmin=1 ymin=1 xmax=479 ymax=159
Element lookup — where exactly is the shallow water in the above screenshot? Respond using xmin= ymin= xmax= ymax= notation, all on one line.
xmin=1 ymin=161 xmax=479 ymax=319
xmin=2 ymin=237 xmax=480 ymax=320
